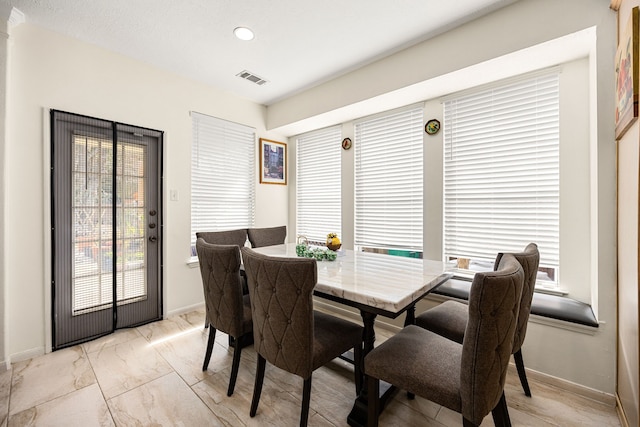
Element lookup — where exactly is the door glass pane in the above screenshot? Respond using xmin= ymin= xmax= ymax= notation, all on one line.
xmin=117 ymin=141 xmax=148 ymax=304
xmin=71 ymin=136 xmax=147 ymax=315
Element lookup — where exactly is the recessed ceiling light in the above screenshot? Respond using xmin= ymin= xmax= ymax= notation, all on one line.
xmin=234 ymin=27 xmax=255 ymax=41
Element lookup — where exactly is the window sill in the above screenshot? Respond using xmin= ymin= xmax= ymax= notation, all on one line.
xmin=187 ymin=257 xmax=199 ymax=269
xmin=429 ymin=277 xmax=599 ymax=330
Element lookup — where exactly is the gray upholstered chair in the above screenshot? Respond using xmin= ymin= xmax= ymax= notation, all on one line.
xmin=196 ymin=239 xmax=252 ymax=396
xmin=415 ymin=243 xmax=539 ymax=397
xmin=365 ymin=254 xmax=524 ymax=427
xmin=247 ymin=225 xmax=287 ymax=248
xmin=241 ymin=247 xmax=363 ymax=427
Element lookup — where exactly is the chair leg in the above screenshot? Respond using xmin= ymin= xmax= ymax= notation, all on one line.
xmin=490 ymin=392 xmax=512 ymax=427
xmin=202 ymin=326 xmax=216 ymax=371
xmin=353 ymin=343 xmax=363 ymax=395
xmin=514 ymin=349 xmax=532 ymax=397
xmin=300 ymin=376 xmax=312 ymax=427
xmin=227 ymin=335 xmax=244 ymax=396
xmin=462 ymin=418 xmax=479 ymax=427
xmin=250 ymin=355 xmax=266 ymax=417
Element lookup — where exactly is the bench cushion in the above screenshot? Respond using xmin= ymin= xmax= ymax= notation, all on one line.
xmin=432 ymin=278 xmax=598 ymax=328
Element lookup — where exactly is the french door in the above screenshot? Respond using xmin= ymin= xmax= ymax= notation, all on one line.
xmin=51 ymin=110 xmax=163 ymax=349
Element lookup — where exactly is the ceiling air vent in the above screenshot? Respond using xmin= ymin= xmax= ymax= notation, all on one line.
xmin=236 ymin=70 xmax=268 ymax=86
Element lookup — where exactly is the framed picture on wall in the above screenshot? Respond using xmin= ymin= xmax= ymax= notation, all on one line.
xmin=259 ymin=138 xmax=287 ymax=185
xmin=615 ymin=6 xmax=639 ymax=140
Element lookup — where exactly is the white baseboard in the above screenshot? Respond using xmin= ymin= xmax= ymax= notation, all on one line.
xmin=505 ymin=364 xmax=616 ymax=406
xmin=10 ymin=346 xmax=45 ymax=364
xmin=166 ymin=302 xmax=205 ymax=319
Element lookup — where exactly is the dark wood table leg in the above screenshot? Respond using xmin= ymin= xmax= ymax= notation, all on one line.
xmin=404 ymin=304 xmax=417 ymax=399
xmin=349 ymin=309 xmax=404 ymax=426
xmin=404 ymin=303 xmax=416 ymax=326
xmin=347 ymin=310 xmax=376 ymax=427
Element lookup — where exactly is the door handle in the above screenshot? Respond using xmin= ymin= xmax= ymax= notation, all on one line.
xmin=149 ymin=236 xmax=157 ymax=243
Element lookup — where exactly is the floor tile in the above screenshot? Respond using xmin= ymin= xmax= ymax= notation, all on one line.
xmin=151 ymin=324 xmax=216 ymax=386
xmin=108 ymin=372 xmax=221 ymax=426
xmin=0 ymin=368 xmax=12 ymax=426
xmin=81 ymin=328 xmax=141 ymax=354
xmin=87 ymin=336 xmax=172 ymax=399
xmin=8 ymin=384 xmax=113 ymax=427
xmin=9 ymin=346 xmax=95 ymax=415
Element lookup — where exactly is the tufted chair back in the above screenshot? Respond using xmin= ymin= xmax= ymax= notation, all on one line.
xmin=196 ymin=229 xmax=248 ymax=248
xmin=460 ymin=253 xmax=524 ymax=425
xmin=241 ymin=246 xmax=317 ymax=379
xmin=493 ymin=243 xmax=539 ymax=352
xmin=196 ymin=239 xmax=247 ymax=338
xmin=247 ymin=225 xmax=287 ymax=248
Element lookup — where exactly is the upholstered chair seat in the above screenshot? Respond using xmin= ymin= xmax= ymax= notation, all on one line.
xmin=196 ymin=239 xmax=253 ymax=396
xmin=241 ymin=247 xmax=363 ymax=427
xmin=365 ymin=254 xmax=525 ymax=427
xmin=415 ymin=243 xmax=539 ymax=397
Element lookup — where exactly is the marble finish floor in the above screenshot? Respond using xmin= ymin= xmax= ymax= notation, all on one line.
xmin=0 ymin=308 xmax=620 ymax=426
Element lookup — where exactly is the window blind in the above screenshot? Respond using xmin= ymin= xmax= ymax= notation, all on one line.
xmin=190 ymin=112 xmax=255 ymax=252
xmin=296 ymin=126 xmax=342 ymax=244
xmin=443 ymin=73 xmax=559 ymax=274
xmin=354 ymin=106 xmax=424 ymax=251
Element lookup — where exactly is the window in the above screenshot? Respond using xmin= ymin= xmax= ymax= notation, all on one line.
xmin=443 ymin=72 xmax=559 ymax=285
xmin=354 ymin=106 xmax=424 ymax=255
xmin=190 ymin=112 xmax=255 ymax=255
xmin=296 ymin=126 xmax=342 ymax=244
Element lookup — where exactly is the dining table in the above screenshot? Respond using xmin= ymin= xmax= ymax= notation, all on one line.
xmin=251 ymin=243 xmax=453 ymax=427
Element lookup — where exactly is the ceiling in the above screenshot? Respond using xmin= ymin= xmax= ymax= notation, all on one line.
xmin=2 ymin=0 xmax=520 ymax=105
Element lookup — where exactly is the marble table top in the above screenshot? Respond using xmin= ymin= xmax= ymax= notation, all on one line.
xmin=251 ymin=243 xmax=453 ymax=316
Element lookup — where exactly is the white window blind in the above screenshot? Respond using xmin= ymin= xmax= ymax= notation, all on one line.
xmin=354 ymin=106 xmax=424 ymax=251
xmin=190 ymin=112 xmax=255 ymax=253
xmin=443 ymin=73 xmax=559 ymax=277
xmin=296 ymin=126 xmax=342 ymax=244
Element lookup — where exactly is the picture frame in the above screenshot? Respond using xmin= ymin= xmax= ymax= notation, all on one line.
xmin=615 ymin=7 xmax=639 ymax=140
xmin=259 ymin=138 xmax=287 ymax=185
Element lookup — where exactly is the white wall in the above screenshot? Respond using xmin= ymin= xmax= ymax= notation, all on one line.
xmin=3 ymin=23 xmax=288 ymax=361
xmin=616 ymin=2 xmax=640 ymax=425
xmin=274 ymin=0 xmax=617 ymax=395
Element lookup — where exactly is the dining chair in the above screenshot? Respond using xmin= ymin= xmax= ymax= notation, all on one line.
xmin=247 ymin=225 xmax=287 ymax=248
xmin=414 ymin=243 xmax=539 ymax=397
xmin=241 ymin=247 xmax=364 ymax=427
xmin=365 ymin=253 xmax=524 ymax=427
xmin=197 ymin=229 xmax=250 ymax=329
xmin=196 ymin=239 xmax=253 ymax=396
